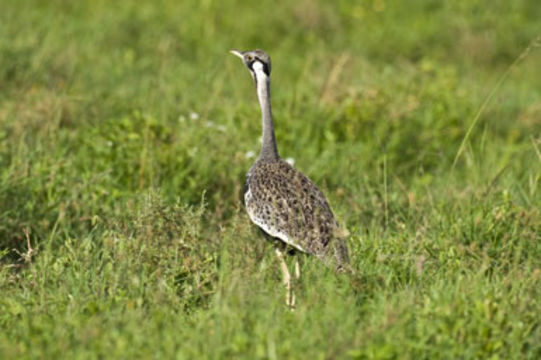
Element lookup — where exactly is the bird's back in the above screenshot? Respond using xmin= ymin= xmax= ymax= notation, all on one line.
xmin=245 ymin=158 xmax=349 ymax=268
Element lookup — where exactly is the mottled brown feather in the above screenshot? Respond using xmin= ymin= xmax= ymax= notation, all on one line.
xmin=245 ymin=158 xmax=349 ymax=269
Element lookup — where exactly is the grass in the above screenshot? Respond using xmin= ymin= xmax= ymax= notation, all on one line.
xmin=1 ymin=0 xmax=540 ymax=358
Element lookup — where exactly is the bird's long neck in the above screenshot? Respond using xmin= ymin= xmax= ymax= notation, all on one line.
xmin=253 ymin=63 xmax=279 ymax=160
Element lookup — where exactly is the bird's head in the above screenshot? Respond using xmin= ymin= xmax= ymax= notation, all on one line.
xmin=230 ymin=49 xmax=271 ymax=81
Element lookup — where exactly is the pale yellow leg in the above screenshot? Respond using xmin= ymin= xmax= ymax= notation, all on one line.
xmin=290 ymin=258 xmax=301 ymax=308
xmin=275 ymin=248 xmax=292 ymax=307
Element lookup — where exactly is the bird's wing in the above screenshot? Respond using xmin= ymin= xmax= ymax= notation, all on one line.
xmin=245 ymin=160 xmax=337 ymax=255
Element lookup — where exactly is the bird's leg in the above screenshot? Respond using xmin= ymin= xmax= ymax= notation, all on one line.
xmin=275 ymin=248 xmax=292 ymax=307
xmin=290 ymin=257 xmax=301 ymax=308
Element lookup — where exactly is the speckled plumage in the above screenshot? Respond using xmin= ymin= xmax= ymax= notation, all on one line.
xmin=231 ymin=48 xmax=349 ymax=272
xmin=245 ymin=158 xmax=349 ymax=269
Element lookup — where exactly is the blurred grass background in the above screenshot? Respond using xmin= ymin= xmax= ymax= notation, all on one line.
xmin=1 ymin=0 xmax=540 ymax=358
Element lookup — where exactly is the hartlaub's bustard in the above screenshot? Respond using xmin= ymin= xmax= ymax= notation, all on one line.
xmin=231 ymin=49 xmax=349 ymax=306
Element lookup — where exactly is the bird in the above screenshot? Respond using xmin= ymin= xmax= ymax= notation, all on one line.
xmin=230 ymin=49 xmax=349 ymax=307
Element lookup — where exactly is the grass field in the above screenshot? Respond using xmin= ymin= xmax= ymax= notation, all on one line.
xmin=1 ymin=0 xmax=541 ymax=358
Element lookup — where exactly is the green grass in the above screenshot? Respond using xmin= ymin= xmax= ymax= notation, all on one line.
xmin=1 ymin=0 xmax=541 ymax=358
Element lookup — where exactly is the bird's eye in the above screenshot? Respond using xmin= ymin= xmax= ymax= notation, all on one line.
xmin=246 ymin=55 xmax=253 ymax=61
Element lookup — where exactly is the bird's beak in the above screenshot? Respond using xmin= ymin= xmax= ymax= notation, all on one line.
xmin=230 ymin=49 xmax=244 ymax=59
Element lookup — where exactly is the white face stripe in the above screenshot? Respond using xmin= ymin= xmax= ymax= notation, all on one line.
xmin=252 ymin=60 xmax=264 ymax=71
xmin=252 ymin=60 xmax=269 ymax=100
xmin=252 ymin=60 xmax=267 ymax=78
